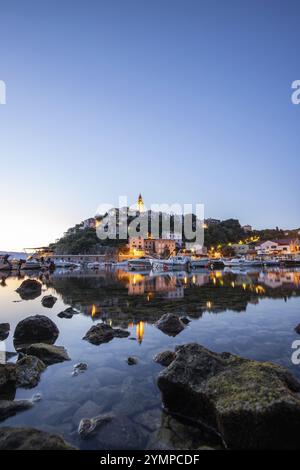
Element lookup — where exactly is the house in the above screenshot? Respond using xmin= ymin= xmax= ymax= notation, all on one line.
xmin=255 ymin=239 xmax=300 ymax=255
xmin=232 ymin=243 xmax=251 ymax=255
xmin=128 ymin=237 xmax=176 ymax=256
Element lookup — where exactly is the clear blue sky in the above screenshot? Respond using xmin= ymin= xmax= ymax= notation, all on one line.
xmin=0 ymin=0 xmax=299 ymax=250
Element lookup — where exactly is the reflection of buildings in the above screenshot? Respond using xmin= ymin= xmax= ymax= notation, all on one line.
xmin=259 ymin=270 xmax=300 ymax=289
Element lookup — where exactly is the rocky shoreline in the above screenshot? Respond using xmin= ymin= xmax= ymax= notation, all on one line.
xmin=1 ymin=277 xmax=300 ymax=449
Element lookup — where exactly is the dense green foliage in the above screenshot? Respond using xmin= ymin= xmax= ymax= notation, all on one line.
xmin=204 ymin=219 xmax=246 ymax=247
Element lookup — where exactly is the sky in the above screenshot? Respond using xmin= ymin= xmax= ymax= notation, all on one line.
xmin=0 ymin=0 xmax=299 ymax=250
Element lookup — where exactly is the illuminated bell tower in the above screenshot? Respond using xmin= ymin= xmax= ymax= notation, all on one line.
xmin=137 ymin=193 xmax=144 ymax=212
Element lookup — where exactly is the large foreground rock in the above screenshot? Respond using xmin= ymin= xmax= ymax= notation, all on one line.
xmin=20 ymin=343 xmax=70 ymax=365
xmin=157 ymin=343 xmax=300 ymax=449
xmin=155 ymin=313 xmax=185 ymax=337
xmin=14 ymin=315 xmax=59 ymax=345
xmin=83 ymin=323 xmax=130 ymax=345
xmin=0 ymin=400 xmax=33 ymax=421
xmin=0 ymin=427 xmax=76 ymax=450
xmin=16 ymin=279 xmax=42 ymax=300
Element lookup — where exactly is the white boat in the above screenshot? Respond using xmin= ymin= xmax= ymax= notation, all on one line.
xmin=150 ymin=256 xmax=190 ymax=272
xmin=20 ymin=256 xmax=42 ymax=270
xmin=169 ymin=256 xmax=191 ymax=268
xmin=54 ymin=259 xmax=80 ymax=268
xmin=128 ymin=257 xmax=152 ymax=270
xmin=190 ymin=258 xmax=211 ymax=269
xmin=87 ymin=261 xmax=103 ymax=270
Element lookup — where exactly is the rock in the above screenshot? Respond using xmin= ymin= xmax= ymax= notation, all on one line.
xmin=0 ymin=323 xmax=10 ymax=341
xmin=0 ymin=399 xmax=33 ymax=421
xmin=57 ymin=307 xmax=79 ymax=319
xmin=146 ymin=412 xmax=221 ymax=450
xmin=83 ymin=323 xmax=130 ymax=345
xmin=94 ymin=415 xmax=146 ymax=449
xmin=78 ymin=413 xmax=114 ymax=438
xmin=295 ymin=324 xmax=300 ymax=334
xmin=31 ymin=392 xmax=43 ymax=402
xmin=155 ymin=313 xmax=185 ymax=337
xmin=57 ymin=311 xmax=73 ymax=319
xmin=15 ymin=355 xmax=46 ymax=388
xmin=64 ymin=307 xmax=79 ymax=314
xmin=73 ymin=400 xmax=104 ymax=425
xmin=133 ymin=408 xmax=162 ymax=432
xmin=16 ymin=279 xmax=42 ymax=300
xmin=157 ymin=343 xmax=300 ymax=449
xmin=14 ymin=315 xmax=59 ymax=345
xmin=127 ymin=357 xmax=138 ymax=366
xmin=41 ymin=295 xmax=57 ymax=308
xmin=0 ymin=427 xmax=76 ymax=450
xmin=19 ymin=343 xmax=70 ymax=365
xmin=153 ymin=350 xmax=176 ymax=367
xmin=72 ymin=362 xmax=88 ymax=376
xmin=180 ymin=316 xmax=191 ymax=325
xmin=0 ymin=363 xmax=17 ymax=393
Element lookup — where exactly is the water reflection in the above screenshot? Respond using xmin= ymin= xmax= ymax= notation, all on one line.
xmin=1 ymin=267 xmax=300 ymax=450
xmin=43 ymin=267 xmax=300 ymax=325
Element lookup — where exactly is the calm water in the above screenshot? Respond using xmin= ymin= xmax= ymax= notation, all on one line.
xmin=1 ymin=267 xmax=300 ymax=450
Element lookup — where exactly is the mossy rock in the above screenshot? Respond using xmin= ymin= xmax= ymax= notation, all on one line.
xmin=157 ymin=343 xmax=300 ymax=449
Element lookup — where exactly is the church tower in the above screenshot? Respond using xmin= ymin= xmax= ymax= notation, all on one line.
xmin=137 ymin=193 xmax=144 ymax=212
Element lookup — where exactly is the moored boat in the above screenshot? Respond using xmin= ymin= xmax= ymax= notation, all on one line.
xmin=128 ymin=257 xmax=152 ymax=271
xmin=20 ymin=256 xmax=42 ymax=270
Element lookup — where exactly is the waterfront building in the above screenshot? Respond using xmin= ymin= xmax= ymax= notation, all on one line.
xmin=255 ymin=238 xmax=300 ymax=255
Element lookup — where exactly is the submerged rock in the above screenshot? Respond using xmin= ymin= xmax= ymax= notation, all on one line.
xmin=153 ymin=350 xmax=176 ymax=367
xmin=73 ymin=400 xmax=103 ymax=425
xmin=157 ymin=343 xmax=300 ymax=449
xmin=72 ymin=362 xmax=88 ymax=376
xmin=0 ymin=427 xmax=76 ymax=450
xmin=41 ymin=295 xmax=57 ymax=308
xmin=0 ymin=323 xmax=10 ymax=341
xmin=20 ymin=343 xmax=70 ymax=365
xmin=14 ymin=315 xmax=59 ymax=345
xmin=155 ymin=313 xmax=185 ymax=337
xmin=16 ymin=280 xmax=42 ymax=300
xmin=78 ymin=413 xmax=114 ymax=438
xmin=127 ymin=357 xmax=138 ymax=366
xmin=0 ymin=399 xmax=33 ymax=421
xmin=15 ymin=355 xmax=46 ymax=388
xmin=83 ymin=323 xmax=130 ymax=345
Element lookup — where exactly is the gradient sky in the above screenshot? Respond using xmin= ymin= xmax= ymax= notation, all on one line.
xmin=0 ymin=0 xmax=299 ymax=250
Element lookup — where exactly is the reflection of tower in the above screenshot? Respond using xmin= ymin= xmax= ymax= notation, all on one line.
xmin=137 ymin=193 xmax=144 ymax=212
xmin=136 ymin=321 xmax=145 ymax=344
